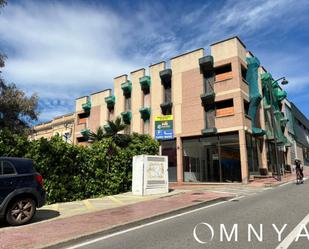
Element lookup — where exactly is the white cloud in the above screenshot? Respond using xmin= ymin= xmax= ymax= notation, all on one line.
xmin=0 ymin=0 xmax=308 ymax=121
xmin=0 ymin=1 xmax=142 ymax=89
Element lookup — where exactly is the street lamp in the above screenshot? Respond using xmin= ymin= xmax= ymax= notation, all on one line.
xmin=268 ymin=77 xmax=288 ymax=181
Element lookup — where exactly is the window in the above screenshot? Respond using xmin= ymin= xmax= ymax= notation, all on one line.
xmin=215 ymin=64 xmax=232 ymax=74
xmin=143 ymin=120 xmax=150 ymax=134
xmin=215 ymin=64 xmax=232 ymax=82
xmin=143 ymin=92 xmax=150 ymax=107
xmin=244 ymin=100 xmax=250 ymax=116
xmin=125 ymin=97 xmax=131 ymax=111
xmin=241 ymin=65 xmax=247 ymax=80
xmin=215 ymin=99 xmax=234 ymax=117
xmin=1 ymin=161 xmax=16 ymax=175
xmin=246 ymin=134 xmax=259 ymax=174
xmin=164 ymin=87 xmax=171 ymax=103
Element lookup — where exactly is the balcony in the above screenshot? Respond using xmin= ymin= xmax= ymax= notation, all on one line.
xmin=105 ymin=95 xmax=115 ymax=111
xmin=80 ymin=128 xmax=90 ymax=137
xmin=121 ymin=111 xmax=132 ymax=124
xmin=139 ymin=107 xmax=151 ymax=121
xmin=103 ymin=124 xmax=112 ymax=133
xmin=200 ymin=92 xmax=215 ymax=107
xmin=280 ymin=117 xmax=288 ymax=129
xmin=121 ymin=80 xmax=132 ymax=97
xmin=82 ymin=100 xmax=91 ymax=113
xmin=139 ymin=76 xmax=151 ymax=94
xmin=160 ymin=101 xmax=173 ymax=115
xmin=159 ymin=69 xmax=172 ymax=88
xmin=199 ymin=55 xmax=214 ymax=72
xmin=201 ymin=128 xmax=217 ymax=135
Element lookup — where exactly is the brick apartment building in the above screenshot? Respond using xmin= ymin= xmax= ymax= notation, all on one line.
xmin=31 ymin=36 xmax=309 ymax=184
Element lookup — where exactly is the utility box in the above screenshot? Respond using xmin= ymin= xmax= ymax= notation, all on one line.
xmin=132 ymin=155 xmax=169 ymax=195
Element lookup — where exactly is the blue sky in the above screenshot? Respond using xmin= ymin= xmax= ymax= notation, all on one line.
xmin=0 ymin=0 xmax=309 ymax=122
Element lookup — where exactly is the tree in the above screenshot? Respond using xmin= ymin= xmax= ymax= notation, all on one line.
xmin=0 ymin=82 xmax=39 ymax=134
xmin=88 ymin=126 xmax=105 ymax=142
xmin=104 ymin=116 xmax=128 ymax=136
xmin=0 ymin=1 xmax=39 ymax=134
xmin=88 ymin=117 xmax=130 ymax=147
xmin=0 ymin=0 xmax=6 ymax=7
xmin=0 ymin=0 xmax=7 ymax=70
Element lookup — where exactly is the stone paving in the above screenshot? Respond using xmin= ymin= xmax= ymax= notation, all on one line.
xmin=35 ymin=189 xmax=188 ymax=221
xmin=0 ymin=191 xmax=231 ymax=249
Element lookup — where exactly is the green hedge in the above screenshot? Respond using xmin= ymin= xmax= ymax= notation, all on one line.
xmin=0 ymin=129 xmax=159 ymax=203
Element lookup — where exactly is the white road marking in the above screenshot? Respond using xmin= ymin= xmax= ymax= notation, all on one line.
xmin=65 ymin=196 xmax=242 ymax=249
xmin=275 ymin=213 xmax=309 ymax=249
xmin=279 ymin=182 xmax=293 ymax=187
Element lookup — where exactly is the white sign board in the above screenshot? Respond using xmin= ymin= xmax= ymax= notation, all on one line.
xmin=132 ymin=155 xmax=169 ymax=195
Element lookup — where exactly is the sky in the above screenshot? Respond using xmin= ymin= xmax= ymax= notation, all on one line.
xmin=0 ymin=0 xmax=309 ymax=123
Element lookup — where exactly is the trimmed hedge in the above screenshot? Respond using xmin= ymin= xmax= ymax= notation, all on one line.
xmin=0 ymin=129 xmax=159 ymax=203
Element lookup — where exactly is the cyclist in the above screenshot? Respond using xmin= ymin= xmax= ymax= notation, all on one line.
xmin=295 ymin=159 xmax=304 ymax=184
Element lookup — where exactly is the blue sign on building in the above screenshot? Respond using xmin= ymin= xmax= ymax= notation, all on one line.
xmin=154 ymin=115 xmax=174 ymax=140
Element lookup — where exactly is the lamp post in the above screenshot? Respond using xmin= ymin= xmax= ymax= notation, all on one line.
xmin=268 ymin=77 xmax=288 ymax=181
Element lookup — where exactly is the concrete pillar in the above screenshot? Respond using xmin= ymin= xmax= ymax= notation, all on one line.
xmin=260 ymin=138 xmax=268 ymax=171
xmin=239 ymin=129 xmax=249 ymax=183
xmin=176 ymin=136 xmax=183 ymax=183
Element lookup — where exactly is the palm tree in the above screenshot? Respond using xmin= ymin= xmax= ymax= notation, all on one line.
xmin=104 ymin=117 xmax=131 ymax=147
xmin=104 ymin=117 xmax=128 ymax=136
xmin=88 ymin=126 xmax=105 ymax=142
xmin=88 ymin=117 xmax=129 ymax=145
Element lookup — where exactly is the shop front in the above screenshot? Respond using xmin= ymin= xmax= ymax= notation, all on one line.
xmin=182 ymin=132 xmax=241 ymax=183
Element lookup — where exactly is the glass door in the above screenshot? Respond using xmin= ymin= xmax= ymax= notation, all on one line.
xmin=204 ymin=145 xmax=221 ymax=182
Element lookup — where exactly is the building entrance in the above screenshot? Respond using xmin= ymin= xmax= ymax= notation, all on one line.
xmin=183 ymin=132 xmax=241 ymax=183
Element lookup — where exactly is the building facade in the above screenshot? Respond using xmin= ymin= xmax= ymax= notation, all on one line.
xmin=32 ymin=36 xmax=309 ymax=184
xmin=31 ymin=113 xmax=75 ymax=143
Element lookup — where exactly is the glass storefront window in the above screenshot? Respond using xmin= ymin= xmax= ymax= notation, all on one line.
xmin=183 ymin=132 xmax=241 ymax=183
xmin=246 ymin=133 xmax=259 ymax=174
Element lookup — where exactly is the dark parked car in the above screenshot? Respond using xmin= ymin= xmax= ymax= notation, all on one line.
xmin=0 ymin=157 xmax=46 ymax=226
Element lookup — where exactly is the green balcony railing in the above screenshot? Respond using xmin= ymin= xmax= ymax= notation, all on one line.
xmin=105 ymin=95 xmax=115 ymax=110
xmin=121 ymin=80 xmax=132 ymax=97
xmin=200 ymin=92 xmax=215 ymax=107
xmin=139 ymin=76 xmax=151 ymax=93
xmin=121 ymin=111 xmax=132 ymax=124
xmin=82 ymin=100 xmax=91 ymax=112
xmin=80 ymin=128 xmax=90 ymax=137
xmin=139 ymin=107 xmax=151 ymax=121
xmin=159 ymin=69 xmax=172 ymax=88
xmin=199 ymin=55 xmax=214 ymax=72
xmin=103 ymin=124 xmax=112 ymax=133
xmin=160 ymin=101 xmax=173 ymax=115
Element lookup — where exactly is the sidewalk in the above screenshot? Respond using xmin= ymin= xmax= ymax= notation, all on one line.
xmin=1 ymin=168 xmax=306 ymax=249
xmin=170 ymin=167 xmax=309 ymax=190
xmin=35 ymin=189 xmax=189 ymax=221
xmin=0 ymin=190 xmax=232 ymax=249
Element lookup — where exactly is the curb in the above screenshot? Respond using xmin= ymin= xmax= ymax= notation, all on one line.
xmin=42 ymin=195 xmax=233 ymax=249
xmin=263 ymin=175 xmax=308 ymax=188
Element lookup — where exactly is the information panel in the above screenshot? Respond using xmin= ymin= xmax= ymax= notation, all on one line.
xmin=154 ymin=115 xmax=174 ymax=140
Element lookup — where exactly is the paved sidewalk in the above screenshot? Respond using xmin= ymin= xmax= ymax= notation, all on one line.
xmin=0 ymin=191 xmax=232 ymax=249
xmin=170 ymin=166 xmax=309 ymax=190
xmin=36 ymin=189 xmax=188 ymax=221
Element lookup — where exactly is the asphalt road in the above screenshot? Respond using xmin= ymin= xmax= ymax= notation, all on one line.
xmin=64 ymin=180 xmax=309 ymax=249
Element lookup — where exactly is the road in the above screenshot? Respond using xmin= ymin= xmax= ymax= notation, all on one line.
xmin=63 ymin=180 xmax=309 ymax=249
